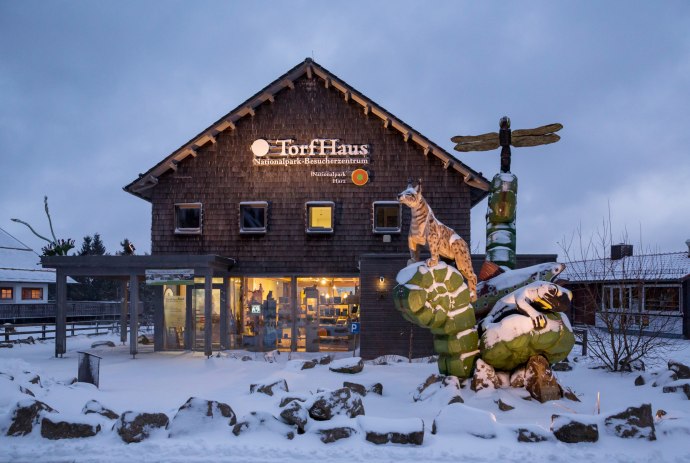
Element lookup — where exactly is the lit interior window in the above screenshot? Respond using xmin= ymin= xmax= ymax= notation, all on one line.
xmin=1 ymin=288 xmax=13 ymax=300
xmin=306 ymin=202 xmax=334 ymax=233
xmin=21 ymin=288 xmax=43 ymax=300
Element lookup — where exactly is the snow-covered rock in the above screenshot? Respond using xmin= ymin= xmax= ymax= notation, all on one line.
xmin=5 ymin=398 xmax=57 ymax=436
xmin=41 ymin=414 xmax=101 ymax=440
xmin=114 ymin=411 xmax=169 ymax=443
xmin=668 ymin=360 xmax=690 ymax=379
xmin=279 ymin=399 xmax=308 ymax=433
xmin=551 ymin=413 xmax=599 ymax=443
xmin=329 ymin=357 xmax=363 ymax=374
xmin=82 ymin=399 xmax=119 ymax=420
xmin=233 ymin=411 xmax=296 ymax=439
xmin=524 ymin=355 xmax=562 ymax=402
xmin=358 ymin=416 xmax=424 ymax=445
xmin=471 ymin=358 xmax=503 ymax=391
xmin=168 ymin=397 xmax=237 ymax=438
xmin=308 ymin=387 xmax=364 ymax=421
xmin=604 ymin=404 xmax=655 ymax=440
xmin=431 ymin=403 xmax=497 ymax=438
xmin=413 ymin=374 xmax=462 ymax=405
xmin=250 ymin=378 xmax=289 ymax=396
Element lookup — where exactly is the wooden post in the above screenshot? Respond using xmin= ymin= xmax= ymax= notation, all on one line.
xmin=185 ymin=286 xmax=193 ymax=350
xmin=290 ymin=277 xmax=298 ymax=352
xmin=204 ymin=274 xmax=212 ymax=357
xmin=120 ymin=280 xmax=128 ymax=344
xmin=129 ymin=274 xmax=139 ymax=358
xmin=55 ymin=269 xmax=67 ymax=358
xmin=219 ymin=277 xmax=229 ymax=350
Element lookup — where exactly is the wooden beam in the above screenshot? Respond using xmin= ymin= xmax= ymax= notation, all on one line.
xmin=363 ymin=104 xmax=370 ymax=116
xmin=306 ymin=65 xmax=313 ymax=79
xmin=443 ymin=159 xmax=452 ymax=170
xmin=423 ymin=146 xmax=431 ymax=157
xmin=344 ymin=90 xmax=350 ymax=102
xmin=262 ymin=93 xmax=275 ymax=103
xmin=168 ymin=161 xmax=178 ymax=171
xmin=284 ymin=79 xmax=295 ymax=90
xmin=383 ymin=119 xmax=390 ymax=129
xmin=216 ymin=120 xmax=235 ymax=132
xmin=246 ymin=106 xmax=256 ymax=117
xmin=403 ymin=132 xmax=411 ymax=143
xmin=324 ymin=78 xmax=330 ymax=89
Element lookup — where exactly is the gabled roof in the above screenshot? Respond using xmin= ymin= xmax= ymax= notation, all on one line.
xmin=0 ymin=227 xmax=58 ymax=284
xmin=560 ymin=251 xmax=690 ymax=283
xmin=123 ymin=58 xmax=490 ymax=205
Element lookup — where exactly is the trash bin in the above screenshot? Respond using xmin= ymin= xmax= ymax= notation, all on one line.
xmin=77 ymin=352 xmax=102 ymax=388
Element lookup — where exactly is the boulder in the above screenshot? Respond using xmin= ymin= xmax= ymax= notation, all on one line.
xmin=496 ymin=399 xmax=514 ymax=411
xmin=662 ymin=381 xmax=690 ymax=399
xmin=232 ymin=411 xmax=295 ymax=439
xmin=115 ymin=411 xmax=169 ymax=443
xmin=137 ymin=334 xmax=150 ymax=345
xmin=431 ymin=403 xmax=497 ymax=438
xmin=516 ymin=427 xmax=550 ymax=443
xmin=552 ymin=361 xmax=572 ymax=372
xmin=652 ymin=370 xmax=677 ymax=387
xmin=19 ymin=386 xmax=34 ymax=397
xmin=316 ymin=355 xmax=332 ymax=365
xmin=343 ymin=381 xmax=367 ymax=396
xmin=562 ymin=387 xmax=580 ymax=402
xmin=317 ymin=426 xmax=356 ymax=443
xmin=41 ymin=416 xmax=101 ymax=440
xmin=28 ymin=375 xmax=41 ymax=386
xmin=82 ymin=400 xmax=119 ymax=420
xmin=0 ymin=343 xmax=13 ymax=348
xmin=448 ymin=395 xmax=464 ymax=404
xmin=279 ymin=400 xmax=308 ymax=433
xmin=604 ymin=404 xmax=655 ymax=440
xmin=524 ymin=355 xmax=562 ymax=403
xmin=329 ymin=357 xmax=364 ymax=374
xmin=279 ymin=396 xmax=306 ymax=408
xmin=241 ymin=355 xmax=253 ymax=362
xmin=634 ymin=375 xmax=645 ymax=386
xmin=301 ymin=360 xmax=317 ymax=370
xmin=471 ymin=359 xmax=502 ymax=391
xmin=7 ymin=399 xmax=57 ymax=436
xmin=308 ymin=388 xmax=364 ymax=421
xmin=551 ymin=414 xmax=599 ymax=443
xmin=413 ymin=374 xmax=462 ymax=404
xmin=510 ymin=367 xmax=526 ymax=388
xmin=358 ymin=416 xmax=424 ymax=445
xmin=168 ymin=397 xmax=237 ymax=438
xmin=250 ymin=379 xmax=289 ymax=396
xmin=669 ymin=360 xmax=690 ymax=379
xmin=369 ymin=383 xmax=383 ymax=395
xmin=90 ymin=340 xmax=115 ymax=348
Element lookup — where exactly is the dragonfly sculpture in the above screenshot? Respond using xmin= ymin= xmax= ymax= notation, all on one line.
xmin=451 ymin=117 xmax=563 ymax=172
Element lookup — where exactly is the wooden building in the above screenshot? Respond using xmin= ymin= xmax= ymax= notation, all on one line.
xmin=120 ymin=58 xmax=493 ymax=357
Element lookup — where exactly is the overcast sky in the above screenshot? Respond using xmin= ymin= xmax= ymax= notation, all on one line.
xmin=1 ymin=1 xmax=688 ymax=261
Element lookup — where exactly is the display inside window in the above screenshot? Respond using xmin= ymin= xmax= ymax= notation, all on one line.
xmin=21 ymin=288 xmax=43 ymax=300
xmin=306 ymin=202 xmax=334 ymax=233
xmin=645 ymin=286 xmax=680 ymax=312
xmin=174 ymin=203 xmax=202 ymax=234
xmin=373 ymin=201 xmax=401 ymax=233
xmin=240 ymin=202 xmax=268 ymax=234
xmin=0 ymin=288 xmax=13 ymax=300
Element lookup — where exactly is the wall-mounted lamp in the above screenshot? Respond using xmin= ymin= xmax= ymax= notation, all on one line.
xmin=379 ymin=276 xmax=385 ymax=284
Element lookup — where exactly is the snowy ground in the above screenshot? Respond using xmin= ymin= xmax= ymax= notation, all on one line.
xmin=1 ymin=334 xmax=689 ymax=463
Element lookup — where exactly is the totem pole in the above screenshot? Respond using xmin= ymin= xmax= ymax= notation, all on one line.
xmin=452 ymin=117 xmax=562 ymax=269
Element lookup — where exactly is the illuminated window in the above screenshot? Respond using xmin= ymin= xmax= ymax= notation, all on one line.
xmin=1 ymin=287 xmax=13 ymax=300
xmin=240 ymin=202 xmax=268 ymax=234
xmin=373 ymin=201 xmax=401 ymax=233
xmin=21 ymin=288 xmax=43 ymax=300
xmin=174 ymin=203 xmax=202 ymax=234
xmin=306 ymin=201 xmax=334 ymax=234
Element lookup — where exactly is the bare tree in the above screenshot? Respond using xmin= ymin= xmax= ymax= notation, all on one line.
xmin=558 ymin=214 xmax=683 ymax=371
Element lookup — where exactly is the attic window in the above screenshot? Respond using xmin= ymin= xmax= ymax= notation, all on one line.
xmin=174 ymin=203 xmax=202 ymax=235
xmin=240 ymin=202 xmax=268 ymax=234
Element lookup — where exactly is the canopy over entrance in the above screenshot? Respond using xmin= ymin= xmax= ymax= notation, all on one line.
xmin=41 ymin=255 xmax=235 ymax=358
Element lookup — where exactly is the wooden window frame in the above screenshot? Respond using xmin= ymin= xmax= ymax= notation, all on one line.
xmin=240 ymin=201 xmax=269 ymax=234
xmin=174 ymin=202 xmax=203 ymax=235
xmin=21 ymin=287 xmax=43 ymax=301
xmin=305 ymin=201 xmax=335 ymax=234
xmin=0 ymin=287 xmax=13 ymax=300
xmin=372 ymin=201 xmax=402 ymax=234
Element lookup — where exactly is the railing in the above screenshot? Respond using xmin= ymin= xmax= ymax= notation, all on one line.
xmin=1 ymin=320 xmax=118 ymax=343
xmin=0 ymin=301 xmax=123 ymax=321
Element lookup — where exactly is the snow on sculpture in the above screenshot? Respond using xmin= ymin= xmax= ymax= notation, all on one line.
xmin=397 ymin=178 xmax=477 ymax=301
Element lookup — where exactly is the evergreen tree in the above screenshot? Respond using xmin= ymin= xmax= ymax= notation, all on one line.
xmin=69 ymin=233 xmax=118 ymax=301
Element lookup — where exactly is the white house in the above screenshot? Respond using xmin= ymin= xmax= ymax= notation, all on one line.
xmin=0 ymin=227 xmax=55 ymax=304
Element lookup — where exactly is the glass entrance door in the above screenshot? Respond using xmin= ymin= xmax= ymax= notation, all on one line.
xmin=193 ymin=287 xmax=221 ymax=351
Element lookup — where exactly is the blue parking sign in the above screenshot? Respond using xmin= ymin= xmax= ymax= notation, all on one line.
xmin=350 ymin=322 xmax=360 ymax=334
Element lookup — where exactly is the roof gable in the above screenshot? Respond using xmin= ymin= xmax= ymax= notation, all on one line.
xmin=560 ymin=251 xmax=690 ymax=283
xmin=124 ymin=58 xmax=490 ymax=204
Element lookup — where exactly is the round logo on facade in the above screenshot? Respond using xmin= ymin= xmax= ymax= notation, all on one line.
xmin=250 ymin=139 xmax=270 ymax=157
xmin=351 ymin=169 xmax=369 ymax=186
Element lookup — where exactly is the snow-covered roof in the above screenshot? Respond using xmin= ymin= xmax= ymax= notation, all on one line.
xmin=560 ymin=251 xmax=690 ymax=283
xmin=0 ymin=227 xmax=57 ymax=284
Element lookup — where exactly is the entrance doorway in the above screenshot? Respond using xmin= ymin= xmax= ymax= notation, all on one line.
xmin=193 ymin=286 xmax=221 ymax=351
